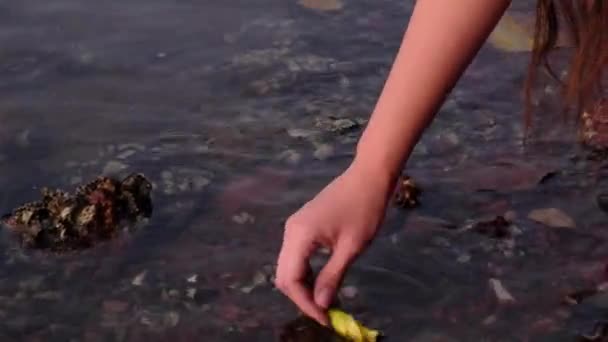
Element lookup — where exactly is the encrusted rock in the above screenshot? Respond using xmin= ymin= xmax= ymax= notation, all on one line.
xmin=393 ymin=174 xmax=421 ymax=208
xmin=1 ymin=173 xmax=153 ymax=252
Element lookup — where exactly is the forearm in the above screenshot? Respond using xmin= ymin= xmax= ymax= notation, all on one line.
xmin=354 ymin=0 xmax=511 ymax=181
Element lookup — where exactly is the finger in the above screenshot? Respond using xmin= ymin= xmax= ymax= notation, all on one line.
xmin=275 ymin=233 xmax=329 ymax=325
xmin=313 ymin=241 xmax=357 ymax=309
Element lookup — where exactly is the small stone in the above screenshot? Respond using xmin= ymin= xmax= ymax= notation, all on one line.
xmin=489 ymin=278 xmax=515 ymax=303
xmin=287 ymin=128 xmax=317 ymax=139
xmin=277 ymin=150 xmax=302 ymax=165
xmin=132 ymin=271 xmax=147 ymax=286
xmin=156 ymin=52 xmax=167 ymax=59
xmin=164 ymin=311 xmax=180 ymax=328
xmin=241 ymin=271 xmax=268 ymax=293
xmin=187 ymin=274 xmax=198 ymax=283
xmin=102 ymin=160 xmax=128 ymax=175
xmin=528 ymin=208 xmax=575 ymax=228
xmin=482 ymin=315 xmax=497 ymax=326
xmin=186 ymin=288 xmax=197 ymax=299
xmin=315 ymin=117 xmax=360 ymax=134
xmin=232 ymin=212 xmax=255 ymax=225
xmin=116 ymin=149 xmax=136 ymax=160
xmin=443 ymin=132 xmax=460 ymax=146
xmin=103 ymin=300 xmax=130 ymax=313
xmin=504 ymin=210 xmax=518 ymax=221
xmin=457 ymin=254 xmax=471 ymax=263
xmin=192 ymin=176 xmax=210 ymax=191
xmin=117 ymin=143 xmax=145 ymax=151
xmin=340 ymin=286 xmax=358 ymax=299
xmin=313 ymin=144 xmax=334 ymax=160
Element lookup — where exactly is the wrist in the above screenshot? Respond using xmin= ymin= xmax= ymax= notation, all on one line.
xmin=350 ymin=144 xmax=403 ymax=190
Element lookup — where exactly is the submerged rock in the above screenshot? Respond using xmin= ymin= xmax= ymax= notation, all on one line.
xmin=581 ymin=99 xmax=608 ymax=151
xmin=1 ymin=173 xmax=153 ymax=252
xmin=280 ymin=315 xmax=346 ymax=342
xmin=393 ymin=174 xmax=421 ymax=208
xmin=528 ymin=208 xmax=575 ymax=228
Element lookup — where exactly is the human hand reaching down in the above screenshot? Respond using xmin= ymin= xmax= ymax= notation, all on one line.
xmin=274 ymin=161 xmax=394 ymax=325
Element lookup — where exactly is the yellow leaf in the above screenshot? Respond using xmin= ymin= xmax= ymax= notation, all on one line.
xmin=328 ymin=308 xmax=380 ymax=342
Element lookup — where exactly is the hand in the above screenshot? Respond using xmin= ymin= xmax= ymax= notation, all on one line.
xmin=274 ymin=160 xmax=395 ymax=325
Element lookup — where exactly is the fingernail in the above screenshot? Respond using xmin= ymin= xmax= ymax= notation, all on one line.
xmin=315 ymin=288 xmax=332 ymax=309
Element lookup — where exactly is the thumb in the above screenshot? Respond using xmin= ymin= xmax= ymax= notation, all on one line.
xmin=313 ymin=244 xmax=357 ymax=309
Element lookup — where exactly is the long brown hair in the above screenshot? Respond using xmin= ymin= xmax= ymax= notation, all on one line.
xmin=524 ymin=0 xmax=607 ymax=132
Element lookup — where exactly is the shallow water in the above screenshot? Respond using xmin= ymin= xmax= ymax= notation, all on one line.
xmin=1 ymin=0 xmax=607 ymax=341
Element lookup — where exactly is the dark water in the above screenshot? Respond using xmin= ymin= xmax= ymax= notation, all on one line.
xmin=1 ymin=1 xmax=607 ymax=341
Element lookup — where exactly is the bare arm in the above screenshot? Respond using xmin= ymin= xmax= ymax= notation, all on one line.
xmin=276 ymin=0 xmax=513 ymax=326
xmin=355 ymin=0 xmax=512 ymax=181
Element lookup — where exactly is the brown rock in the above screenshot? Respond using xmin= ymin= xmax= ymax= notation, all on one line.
xmin=528 ymin=208 xmax=576 ymax=228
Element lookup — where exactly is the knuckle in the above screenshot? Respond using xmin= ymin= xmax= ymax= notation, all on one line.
xmin=273 ymin=274 xmax=290 ymax=292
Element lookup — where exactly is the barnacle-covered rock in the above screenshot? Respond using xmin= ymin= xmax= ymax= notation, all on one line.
xmin=1 ymin=173 xmax=153 ymax=252
xmin=581 ymin=99 xmax=608 ymax=152
xmin=393 ymin=174 xmax=420 ymax=208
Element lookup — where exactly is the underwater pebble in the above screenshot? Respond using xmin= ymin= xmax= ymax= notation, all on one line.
xmin=482 ymin=315 xmax=497 ymax=326
xmin=116 ymin=149 xmax=136 ymax=160
xmin=277 ymin=149 xmax=302 ymax=165
xmin=165 ymin=311 xmax=180 ymax=327
xmin=118 ymin=143 xmax=145 ymax=151
xmin=240 ymin=271 xmax=268 ymax=294
xmin=187 ymin=274 xmax=198 ymax=283
xmin=528 ymin=208 xmax=575 ymax=228
xmin=489 ymin=278 xmax=515 ymax=303
xmin=340 ymin=286 xmax=358 ymax=299
xmin=102 ymin=160 xmax=128 ymax=175
xmin=457 ymin=254 xmax=471 ymax=263
xmin=287 ymin=128 xmax=317 ymax=139
xmin=192 ymin=176 xmax=211 ymax=190
xmin=504 ymin=210 xmax=518 ymax=221
xmin=132 ymin=271 xmax=147 ymax=286
xmin=315 ymin=116 xmax=360 ymax=134
xmin=313 ymin=144 xmax=334 ymax=160
xmin=186 ymin=287 xmax=197 ymax=299
xmin=193 ymin=144 xmax=210 ymax=153
xmin=232 ymin=212 xmax=255 ymax=225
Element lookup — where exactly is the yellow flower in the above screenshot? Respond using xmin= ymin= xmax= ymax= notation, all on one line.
xmin=328 ymin=308 xmax=380 ymax=342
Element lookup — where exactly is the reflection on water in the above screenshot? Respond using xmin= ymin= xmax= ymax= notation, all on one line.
xmin=1 ymin=0 xmax=606 ymax=341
